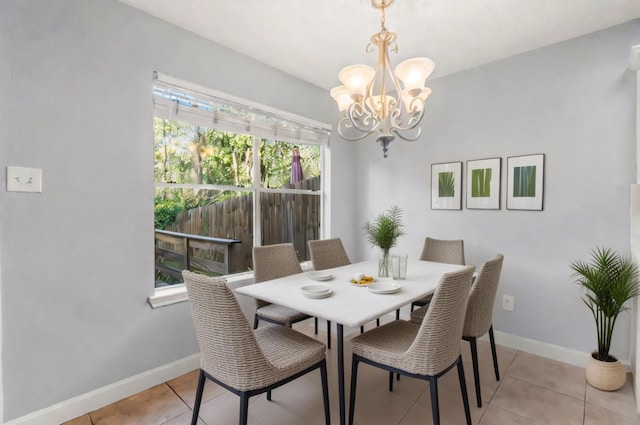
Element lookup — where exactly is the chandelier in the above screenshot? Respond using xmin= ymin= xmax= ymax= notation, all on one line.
xmin=330 ymin=0 xmax=434 ymax=158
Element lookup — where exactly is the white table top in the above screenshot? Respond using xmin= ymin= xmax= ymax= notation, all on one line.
xmin=235 ymin=259 xmax=465 ymax=328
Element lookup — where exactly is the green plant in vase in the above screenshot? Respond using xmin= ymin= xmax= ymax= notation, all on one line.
xmin=570 ymin=247 xmax=640 ymax=390
xmin=363 ymin=205 xmax=406 ymax=277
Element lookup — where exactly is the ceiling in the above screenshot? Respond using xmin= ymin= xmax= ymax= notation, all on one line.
xmin=119 ymin=0 xmax=640 ymax=90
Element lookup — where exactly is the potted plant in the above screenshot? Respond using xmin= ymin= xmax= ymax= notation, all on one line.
xmin=570 ymin=247 xmax=640 ymax=391
xmin=363 ymin=205 xmax=406 ymax=277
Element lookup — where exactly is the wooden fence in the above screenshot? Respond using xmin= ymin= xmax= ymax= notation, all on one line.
xmin=157 ymin=176 xmax=320 ymax=282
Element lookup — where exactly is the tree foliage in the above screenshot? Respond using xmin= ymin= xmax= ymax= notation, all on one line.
xmin=153 ymin=118 xmax=320 ymax=229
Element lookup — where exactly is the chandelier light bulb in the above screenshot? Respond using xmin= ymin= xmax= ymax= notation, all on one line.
xmin=330 ymin=86 xmax=354 ymax=112
xmin=338 ymin=65 xmax=375 ymax=100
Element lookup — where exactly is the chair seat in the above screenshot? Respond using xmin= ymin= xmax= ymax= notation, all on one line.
xmin=351 ymin=320 xmax=420 ymax=372
xmin=256 ymin=304 xmax=310 ymax=326
xmin=410 ymin=304 xmax=429 ymax=324
xmin=256 ymin=325 xmax=326 ymax=379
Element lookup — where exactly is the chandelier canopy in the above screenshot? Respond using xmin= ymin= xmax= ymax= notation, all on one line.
xmin=330 ymin=0 xmax=434 ymax=158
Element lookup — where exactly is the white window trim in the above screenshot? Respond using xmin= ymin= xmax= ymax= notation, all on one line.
xmin=149 ymin=72 xmax=330 ymax=308
xmin=148 ymin=263 xmax=314 ymax=309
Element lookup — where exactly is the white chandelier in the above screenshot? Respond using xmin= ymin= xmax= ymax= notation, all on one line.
xmin=330 ymin=0 xmax=434 ymax=158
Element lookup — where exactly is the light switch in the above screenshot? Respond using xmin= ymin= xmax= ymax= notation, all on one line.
xmin=7 ymin=166 xmax=42 ymax=193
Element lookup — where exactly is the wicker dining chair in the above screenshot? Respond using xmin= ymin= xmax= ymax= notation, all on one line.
xmin=308 ymin=237 xmax=387 ymax=333
xmin=411 ymin=254 xmax=504 ymax=408
xmin=348 ymin=265 xmax=476 ymax=425
xmin=308 ymin=238 xmax=351 ymax=271
xmin=411 ymin=237 xmax=466 ymax=312
xmin=308 ymin=238 xmax=352 ymax=347
xmin=252 ymin=243 xmax=311 ymax=329
xmin=253 ymin=244 xmax=332 ymax=345
xmin=182 ymin=271 xmax=330 ymax=425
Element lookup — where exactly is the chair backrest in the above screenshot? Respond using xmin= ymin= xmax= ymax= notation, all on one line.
xmin=406 ymin=265 xmax=475 ymax=376
xmin=308 ymin=238 xmax=351 ymax=270
xmin=182 ymin=270 xmax=276 ymax=391
xmin=253 ymin=243 xmax=303 ymax=309
xmin=253 ymin=243 xmax=303 ymax=283
xmin=464 ymin=254 xmax=504 ymax=338
xmin=420 ymin=237 xmax=465 ymax=265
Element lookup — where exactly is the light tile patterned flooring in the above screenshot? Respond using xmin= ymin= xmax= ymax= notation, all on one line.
xmin=64 ymin=321 xmax=638 ymax=425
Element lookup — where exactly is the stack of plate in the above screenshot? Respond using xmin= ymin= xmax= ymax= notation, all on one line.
xmin=367 ymin=282 xmax=401 ymax=294
xmin=307 ymin=271 xmax=333 ymax=281
xmin=301 ymin=284 xmax=332 ymax=299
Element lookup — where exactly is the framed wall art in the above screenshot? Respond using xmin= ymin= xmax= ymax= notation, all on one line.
xmin=466 ymin=157 xmax=501 ymax=209
xmin=507 ymin=154 xmax=545 ymax=210
xmin=431 ymin=161 xmax=462 ymax=210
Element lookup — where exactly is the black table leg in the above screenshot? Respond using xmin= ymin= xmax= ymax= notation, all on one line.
xmin=337 ymin=324 xmax=345 ymax=425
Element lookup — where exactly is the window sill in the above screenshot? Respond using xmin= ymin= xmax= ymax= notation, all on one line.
xmin=148 ymin=284 xmax=189 ymax=308
xmin=148 ymin=262 xmax=314 ymax=309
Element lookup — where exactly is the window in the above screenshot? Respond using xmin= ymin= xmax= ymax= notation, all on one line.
xmin=152 ymin=72 xmax=330 ymax=289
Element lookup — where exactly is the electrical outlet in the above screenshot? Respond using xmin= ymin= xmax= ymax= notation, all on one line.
xmin=6 ymin=166 xmax=42 ymax=193
xmin=502 ymin=295 xmax=514 ymax=311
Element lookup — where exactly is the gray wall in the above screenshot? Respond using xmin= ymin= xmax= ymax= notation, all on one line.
xmin=353 ymin=19 xmax=639 ymax=361
xmin=1 ymin=0 xmax=638 ymax=421
xmin=0 ymin=0 xmax=354 ymax=420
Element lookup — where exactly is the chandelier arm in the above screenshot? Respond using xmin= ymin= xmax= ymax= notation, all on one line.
xmin=346 ymin=103 xmax=381 ymax=133
xmin=393 ymin=125 xmax=422 ymax=142
xmin=337 ymin=120 xmax=377 ymax=142
xmin=388 ymin=108 xmax=425 ymax=132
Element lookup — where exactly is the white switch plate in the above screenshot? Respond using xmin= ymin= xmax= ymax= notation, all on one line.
xmin=7 ymin=166 xmax=42 ymax=193
xmin=502 ymin=295 xmax=515 ymax=311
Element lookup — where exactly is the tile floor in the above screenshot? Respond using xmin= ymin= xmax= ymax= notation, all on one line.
xmin=64 ymin=321 xmax=638 ymax=425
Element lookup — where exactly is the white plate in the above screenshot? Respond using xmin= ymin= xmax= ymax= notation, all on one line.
xmin=367 ymin=282 xmax=401 ymax=294
xmin=303 ymin=290 xmax=332 ymax=299
xmin=301 ymin=284 xmax=331 ymax=296
xmin=307 ymin=271 xmax=334 ymax=281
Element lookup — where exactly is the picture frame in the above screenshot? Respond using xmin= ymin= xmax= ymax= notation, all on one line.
xmin=466 ymin=157 xmax=501 ymax=209
xmin=431 ymin=161 xmax=462 ymax=210
xmin=506 ymin=154 xmax=545 ymax=210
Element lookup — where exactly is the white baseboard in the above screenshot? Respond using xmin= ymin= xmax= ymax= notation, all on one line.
xmin=490 ymin=330 xmax=632 ymax=372
xmin=3 ymin=324 xmax=633 ymax=424
xmin=3 ymin=354 xmax=200 ymax=425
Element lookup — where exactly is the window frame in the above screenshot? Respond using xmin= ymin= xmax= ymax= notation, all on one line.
xmin=149 ymin=72 xmax=331 ymax=308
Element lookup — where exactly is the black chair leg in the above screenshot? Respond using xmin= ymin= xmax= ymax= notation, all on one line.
xmin=191 ymin=369 xmax=205 ymax=425
xmin=388 ymin=371 xmax=394 ymax=391
xmin=410 ymin=303 xmax=415 ymax=312
xmin=456 ymin=357 xmax=472 ymax=425
xmin=468 ymin=337 xmax=482 ymax=407
xmin=428 ymin=375 xmax=440 ymax=425
xmin=348 ymin=356 xmax=359 ymax=425
xmin=315 ymin=317 xmax=318 ymax=334
xmin=267 ymin=389 xmax=272 ymax=401
xmin=489 ymin=325 xmax=500 ymax=381
xmin=327 ymin=321 xmax=331 ymax=350
xmin=320 ymin=361 xmax=331 ymax=425
xmin=360 ymin=326 xmax=364 ymax=333
xmin=239 ymin=393 xmax=249 ymax=425
xmin=376 ymin=318 xmax=380 ymax=327
xmin=395 ymin=309 xmax=400 ymax=320
xmin=253 ymin=315 xmax=259 ymax=329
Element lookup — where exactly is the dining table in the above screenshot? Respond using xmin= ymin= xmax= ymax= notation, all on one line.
xmin=235 ymin=259 xmax=466 ymax=425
